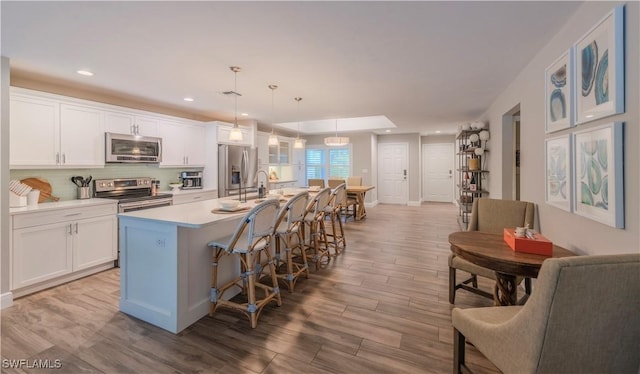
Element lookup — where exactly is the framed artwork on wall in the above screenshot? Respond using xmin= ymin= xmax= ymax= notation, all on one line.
xmin=545 ymin=135 xmax=571 ymax=211
xmin=572 ymin=122 xmax=624 ymax=228
xmin=574 ymin=5 xmax=624 ymax=125
xmin=545 ymin=49 xmax=573 ymax=133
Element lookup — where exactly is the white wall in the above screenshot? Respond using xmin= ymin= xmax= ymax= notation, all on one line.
xmin=484 ymin=1 xmax=639 ymax=255
xmin=1 ymin=57 xmax=10 ymax=298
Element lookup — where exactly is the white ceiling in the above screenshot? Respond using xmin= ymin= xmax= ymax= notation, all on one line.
xmin=1 ymin=1 xmax=581 ymax=136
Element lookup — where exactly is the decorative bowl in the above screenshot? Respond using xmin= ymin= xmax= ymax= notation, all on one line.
xmin=219 ymin=200 xmax=241 ymax=210
xmin=169 ymin=183 xmax=182 ymax=191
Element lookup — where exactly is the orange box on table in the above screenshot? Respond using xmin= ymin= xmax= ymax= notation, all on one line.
xmin=503 ymin=228 xmax=553 ymax=256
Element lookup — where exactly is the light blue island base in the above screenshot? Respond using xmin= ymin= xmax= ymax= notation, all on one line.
xmin=118 ymin=198 xmax=253 ymax=334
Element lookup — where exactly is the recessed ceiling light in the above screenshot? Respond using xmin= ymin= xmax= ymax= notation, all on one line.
xmin=241 ymin=113 xmax=249 ymax=116
xmin=183 ymin=97 xmax=194 ymax=102
xmin=436 ymin=130 xmax=441 ymax=134
xmin=76 ymin=70 xmax=94 ymax=76
xmin=385 ymin=129 xmax=391 ymax=133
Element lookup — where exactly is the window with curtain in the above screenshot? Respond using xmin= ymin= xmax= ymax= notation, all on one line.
xmin=305 ymin=146 xmax=351 ymax=182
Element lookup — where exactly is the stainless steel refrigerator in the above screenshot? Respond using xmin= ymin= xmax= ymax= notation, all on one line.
xmin=218 ymin=144 xmax=258 ymax=199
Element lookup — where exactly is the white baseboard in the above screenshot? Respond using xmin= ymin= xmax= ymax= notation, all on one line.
xmin=407 ymin=200 xmax=421 ymax=207
xmin=1 ymin=292 xmax=13 ymax=309
xmin=365 ymin=200 xmax=379 ymax=208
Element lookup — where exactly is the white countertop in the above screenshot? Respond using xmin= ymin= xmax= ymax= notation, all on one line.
xmin=118 ymin=197 xmax=262 ymax=229
xmin=10 ymin=198 xmax=117 ymax=215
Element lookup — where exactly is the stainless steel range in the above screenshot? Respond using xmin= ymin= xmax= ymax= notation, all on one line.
xmin=93 ymin=177 xmax=173 ymax=213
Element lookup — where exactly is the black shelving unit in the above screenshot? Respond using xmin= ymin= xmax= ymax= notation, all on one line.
xmin=456 ymin=129 xmax=489 ymax=229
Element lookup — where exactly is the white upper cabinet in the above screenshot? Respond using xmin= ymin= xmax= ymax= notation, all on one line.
xmin=105 ymin=111 xmax=158 ymax=137
xmin=257 ymin=132 xmax=269 ymax=168
xmin=10 ymin=94 xmax=105 ymax=168
xmin=216 ymin=121 xmax=255 ymax=147
xmin=9 ymin=88 xmax=208 ymax=169
xmin=10 ymin=94 xmax=60 ymax=167
xmin=158 ymin=120 xmax=206 ymax=167
xmin=59 ymin=104 xmax=105 ymax=167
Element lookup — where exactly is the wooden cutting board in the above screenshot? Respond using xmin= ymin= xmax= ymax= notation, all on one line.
xmin=20 ymin=177 xmax=60 ymax=203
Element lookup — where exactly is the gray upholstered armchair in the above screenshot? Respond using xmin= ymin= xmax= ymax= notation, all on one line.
xmin=449 ymin=198 xmax=535 ymax=303
xmin=452 ymin=253 xmax=640 ymax=374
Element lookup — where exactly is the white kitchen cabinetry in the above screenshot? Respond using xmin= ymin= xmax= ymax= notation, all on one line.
xmin=11 ymin=202 xmax=117 ymax=296
xmin=10 ymin=94 xmax=60 ymax=167
xmin=257 ymin=132 xmax=270 ymax=169
xmin=105 ymin=111 xmax=158 ymax=137
xmin=9 ymin=95 xmax=105 ymax=168
xmin=269 ymin=180 xmax=297 ymax=190
xmin=59 ymin=104 xmax=105 ymax=167
xmin=269 ymin=139 xmax=291 ymax=165
xmin=158 ymin=120 xmax=206 ymax=167
xmin=217 ymin=121 xmax=255 ymax=147
xmin=171 ymin=190 xmax=217 ymax=205
xmin=292 ymin=147 xmax=306 ymax=187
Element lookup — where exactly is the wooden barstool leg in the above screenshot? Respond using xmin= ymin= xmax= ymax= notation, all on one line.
xmin=209 ymin=247 xmax=224 ymax=316
xmin=244 ymin=252 xmax=258 ymax=329
xmin=263 ymin=249 xmax=282 ymax=307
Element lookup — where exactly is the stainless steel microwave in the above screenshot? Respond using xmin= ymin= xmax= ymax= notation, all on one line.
xmin=105 ymin=132 xmax=162 ymax=163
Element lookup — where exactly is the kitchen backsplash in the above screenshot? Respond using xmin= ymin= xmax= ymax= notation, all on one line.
xmin=10 ymin=165 xmax=201 ymax=201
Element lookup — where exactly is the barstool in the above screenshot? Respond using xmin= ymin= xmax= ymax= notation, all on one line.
xmin=207 ymin=200 xmax=281 ymax=328
xmin=273 ymin=191 xmax=310 ymax=292
xmin=302 ymin=187 xmax=332 ymax=269
xmin=325 ymin=183 xmax=346 ymax=256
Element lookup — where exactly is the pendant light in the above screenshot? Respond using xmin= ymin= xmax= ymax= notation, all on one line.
xmin=293 ymin=97 xmax=306 ymax=149
xmin=267 ymin=84 xmax=279 ymax=146
xmin=227 ymin=66 xmax=243 ymax=142
xmin=324 ymin=119 xmax=350 ymax=146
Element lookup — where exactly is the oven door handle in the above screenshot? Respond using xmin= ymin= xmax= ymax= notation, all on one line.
xmin=119 ymin=198 xmax=172 ymax=212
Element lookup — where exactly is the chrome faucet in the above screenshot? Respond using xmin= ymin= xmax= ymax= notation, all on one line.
xmin=255 ymin=169 xmax=270 ymax=196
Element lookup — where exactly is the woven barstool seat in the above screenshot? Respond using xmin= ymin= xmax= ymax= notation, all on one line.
xmin=207 ymin=200 xmax=281 ymax=328
xmin=273 ymin=191 xmax=310 ymax=292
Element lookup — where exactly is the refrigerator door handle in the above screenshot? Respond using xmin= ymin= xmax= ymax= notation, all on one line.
xmin=241 ymin=149 xmax=248 ymax=184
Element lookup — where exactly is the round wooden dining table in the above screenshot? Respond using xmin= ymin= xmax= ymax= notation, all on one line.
xmin=448 ymin=231 xmax=575 ymax=305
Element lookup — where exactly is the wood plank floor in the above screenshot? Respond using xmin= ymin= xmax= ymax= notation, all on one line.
xmin=1 ymin=203 xmax=501 ymax=373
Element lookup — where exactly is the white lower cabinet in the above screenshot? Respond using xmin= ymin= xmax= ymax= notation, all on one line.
xmin=10 ymin=202 xmax=117 ymax=294
xmin=12 ymin=221 xmax=74 ymax=289
xmin=73 ymin=215 xmax=117 ymax=271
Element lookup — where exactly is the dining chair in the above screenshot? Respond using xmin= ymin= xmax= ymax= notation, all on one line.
xmin=273 ymin=191 xmax=310 ymax=292
xmin=346 ymin=176 xmax=362 ymax=187
xmin=207 ymin=199 xmax=281 ymax=328
xmin=308 ymin=179 xmax=325 ymax=188
xmin=453 ymin=253 xmax=640 ymax=374
xmin=345 ymin=176 xmax=362 ymax=220
xmin=449 ymin=198 xmax=535 ymax=304
xmin=328 ymin=178 xmax=345 ymax=189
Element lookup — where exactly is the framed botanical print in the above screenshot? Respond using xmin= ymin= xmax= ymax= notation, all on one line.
xmin=545 ymin=135 xmax=571 ymax=211
xmin=574 ymin=5 xmax=624 ymax=125
xmin=545 ymin=50 xmax=573 ymax=133
xmin=572 ymin=122 xmax=624 ymax=228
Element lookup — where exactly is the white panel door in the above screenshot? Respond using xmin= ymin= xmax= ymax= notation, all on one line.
xmin=377 ymin=143 xmax=408 ymax=204
xmin=423 ymin=143 xmax=454 ymax=202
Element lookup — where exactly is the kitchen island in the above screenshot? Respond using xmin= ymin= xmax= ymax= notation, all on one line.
xmin=118 ymin=197 xmax=261 ymax=333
